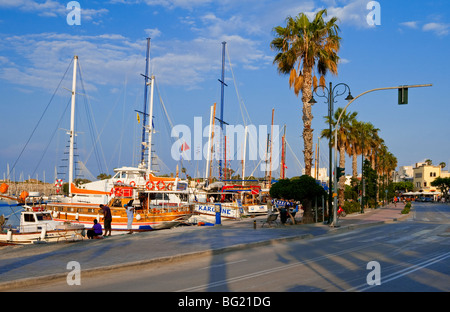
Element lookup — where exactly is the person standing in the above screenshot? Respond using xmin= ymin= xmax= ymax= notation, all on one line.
xmin=125 ymin=203 xmax=135 ymax=234
xmin=266 ymin=196 xmax=273 ymax=214
xmin=99 ymin=204 xmax=112 ymax=237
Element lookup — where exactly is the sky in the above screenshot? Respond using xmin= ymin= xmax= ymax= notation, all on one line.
xmin=0 ymin=0 xmax=449 ymax=183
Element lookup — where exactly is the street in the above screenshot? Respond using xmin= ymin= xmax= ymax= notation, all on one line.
xmin=9 ymin=203 xmax=450 ymax=292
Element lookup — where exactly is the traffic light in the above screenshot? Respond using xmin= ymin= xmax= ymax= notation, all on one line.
xmin=398 ymin=87 xmax=408 ymax=105
xmin=336 ymin=167 xmax=345 ymax=179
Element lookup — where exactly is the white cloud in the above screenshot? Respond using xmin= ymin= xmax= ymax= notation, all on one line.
xmin=138 ymin=0 xmax=212 ymax=10
xmin=400 ymin=21 xmax=419 ymax=29
xmin=423 ymin=22 xmax=449 ymax=36
xmin=0 ymin=33 xmax=144 ymax=94
xmin=0 ymin=29 xmax=269 ymax=94
xmin=144 ymin=28 xmax=162 ymax=38
xmin=0 ymin=0 xmax=108 ymax=21
xmin=399 ymin=20 xmax=450 ymax=36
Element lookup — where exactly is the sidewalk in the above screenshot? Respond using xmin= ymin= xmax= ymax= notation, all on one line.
xmin=0 ymin=202 xmax=410 ymax=290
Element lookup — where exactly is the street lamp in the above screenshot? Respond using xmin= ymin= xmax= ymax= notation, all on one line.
xmin=331 ymin=83 xmax=432 ymax=227
xmin=310 ymin=82 xmax=353 ymax=225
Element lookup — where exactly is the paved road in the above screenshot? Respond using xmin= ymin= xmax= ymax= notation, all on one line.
xmin=1 ymin=202 xmax=448 ymax=293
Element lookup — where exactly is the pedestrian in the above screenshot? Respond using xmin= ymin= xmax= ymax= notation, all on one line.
xmin=279 ymin=198 xmax=288 ymax=224
xmin=125 ymin=202 xmax=135 ymax=234
xmin=266 ymin=196 xmax=273 ymax=214
xmin=86 ymin=219 xmax=103 ymax=239
xmin=99 ymin=204 xmax=112 ymax=237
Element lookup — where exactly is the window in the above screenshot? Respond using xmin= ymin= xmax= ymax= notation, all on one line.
xmin=24 ymin=214 xmax=35 ymax=222
xmin=424 ymin=182 xmax=427 ymax=187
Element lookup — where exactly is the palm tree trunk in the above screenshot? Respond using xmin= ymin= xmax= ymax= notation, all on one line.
xmin=301 ymin=67 xmax=313 ymax=177
xmin=352 ymin=148 xmax=358 ymax=185
xmin=339 ymin=143 xmax=345 ymax=207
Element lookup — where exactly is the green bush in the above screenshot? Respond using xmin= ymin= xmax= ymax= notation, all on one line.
xmin=401 ymin=202 xmax=411 ymax=214
xmin=343 ymin=201 xmax=361 ymax=214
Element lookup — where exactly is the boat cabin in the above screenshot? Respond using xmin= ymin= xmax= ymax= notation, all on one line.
xmin=19 ymin=210 xmax=59 ymax=233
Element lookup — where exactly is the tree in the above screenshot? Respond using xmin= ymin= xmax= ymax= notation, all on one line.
xmin=97 ymin=173 xmax=111 ymax=180
xmin=431 ymin=177 xmax=450 ymax=201
xmin=363 ymin=159 xmax=378 ymax=208
xmin=321 ymin=107 xmax=357 ymax=207
xmin=271 ymin=9 xmax=341 ymax=177
xmin=270 ymin=175 xmax=326 ymax=223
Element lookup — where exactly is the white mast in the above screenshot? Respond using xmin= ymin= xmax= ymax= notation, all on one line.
xmin=205 ymin=105 xmax=213 ymax=180
xmin=242 ymin=125 xmax=248 ymax=186
xmin=147 ymin=75 xmax=155 ymax=173
xmin=68 ymin=55 xmax=78 ymax=197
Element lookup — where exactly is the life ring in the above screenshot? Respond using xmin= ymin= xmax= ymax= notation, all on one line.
xmin=130 ymin=181 xmax=136 ymax=187
xmin=166 ymin=183 xmax=173 ymax=191
xmin=156 ymin=181 xmax=165 ymax=190
xmin=146 ymin=181 xmax=155 ymax=190
xmin=109 ymin=188 xmax=115 ymax=196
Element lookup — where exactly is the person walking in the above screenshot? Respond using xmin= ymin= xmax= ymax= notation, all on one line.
xmin=99 ymin=204 xmax=112 ymax=237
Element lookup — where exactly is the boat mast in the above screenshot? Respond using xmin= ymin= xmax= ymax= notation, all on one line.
xmin=218 ymin=41 xmax=227 ymax=181
xmin=140 ymin=38 xmax=151 ymax=167
xmin=280 ymin=124 xmax=286 ymax=180
xmin=68 ymin=55 xmax=78 ymax=197
xmin=268 ymin=108 xmax=274 ymax=188
xmin=208 ymin=103 xmax=216 ymax=184
xmin=242 ymin=125 xmax=248 ymax=186
xmin=205 ymin=104 xmax=214 ymax=182
xmin=147 ymin=74 xmax=155 ymax=173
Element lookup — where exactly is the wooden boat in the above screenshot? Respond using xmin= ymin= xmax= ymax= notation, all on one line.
xmin=46 ymin=183 xmax=193 ymax=233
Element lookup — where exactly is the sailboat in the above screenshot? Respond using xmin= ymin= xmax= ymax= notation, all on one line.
xmin=188 ymin=43 xmax=271 ymax=222
xmin=45 ymin=46 xmax=192 ymax=233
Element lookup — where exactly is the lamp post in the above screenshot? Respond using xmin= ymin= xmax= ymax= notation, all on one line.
xmin=331 ymin=83 xmax=432 ymax=227
xmin=310 ymin=82 xmax=353 ymax=225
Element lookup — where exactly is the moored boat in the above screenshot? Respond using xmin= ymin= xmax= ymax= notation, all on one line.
xmin=46 ymin=182 xmax=193 ymax=233
xmin=0 ymin=202 xmax=85 ymax=245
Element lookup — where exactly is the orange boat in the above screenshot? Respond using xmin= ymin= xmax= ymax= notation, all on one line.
xmin=46 ymin=181 xmax=193 ymax=233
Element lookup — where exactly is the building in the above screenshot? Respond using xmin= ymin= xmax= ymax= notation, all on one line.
xmin=303 ymin=167 xmax=329 ymax=184
xmin=394 ymin=166 xmax=413 ymax=182
xmin=413 ymin=163 xmax=450 ymax=192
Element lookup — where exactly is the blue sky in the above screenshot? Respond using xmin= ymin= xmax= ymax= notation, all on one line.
xmin=0 ymin=0 xmax=449 ymax=183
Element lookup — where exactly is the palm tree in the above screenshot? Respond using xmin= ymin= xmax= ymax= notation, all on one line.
xmin=321 ymin=107 xmax=357 ymax=207
xmin=348 ymin=119 xmax=362 ymax=184
xmin=271 ymin=9 xmax=341 ymax=176
xmin=349 ymin=121 xmax=379 ymax=181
